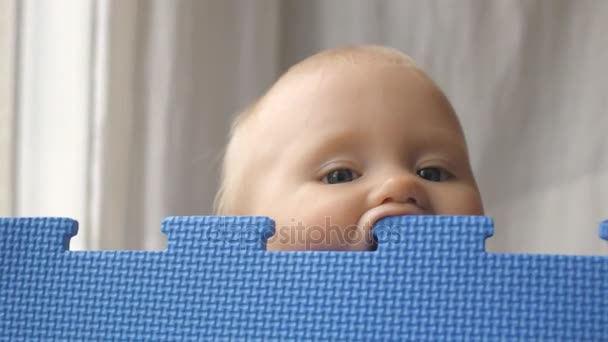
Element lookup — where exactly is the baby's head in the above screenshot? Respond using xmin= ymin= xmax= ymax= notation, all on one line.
xmin=215 ymin=45 xmax=484 ymax=251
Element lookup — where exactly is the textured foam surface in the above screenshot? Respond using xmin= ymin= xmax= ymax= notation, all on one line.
xmin=1 ymin=216 xmax=607 ymax=340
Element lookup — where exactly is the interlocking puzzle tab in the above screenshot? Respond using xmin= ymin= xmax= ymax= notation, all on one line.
xmin=1 ymin=216 xmax=607 ymax=340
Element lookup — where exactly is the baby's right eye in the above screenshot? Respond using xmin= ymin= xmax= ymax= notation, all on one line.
xmin=322 ymin=169 xmax=360 ymax=184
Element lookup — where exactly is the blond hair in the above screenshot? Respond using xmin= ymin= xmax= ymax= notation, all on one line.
xmin=213 ymin=45 xmax=419 ymax=214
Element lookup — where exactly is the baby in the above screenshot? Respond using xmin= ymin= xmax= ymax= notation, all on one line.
xmin=214 ymin=45 xmax=484 ymax=251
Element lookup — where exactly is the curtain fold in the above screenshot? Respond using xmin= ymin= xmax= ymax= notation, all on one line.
xmin=0 ymin=0 xmax=16 ymax=217
xmin=91 ymin=0 xmax=280 ymax=250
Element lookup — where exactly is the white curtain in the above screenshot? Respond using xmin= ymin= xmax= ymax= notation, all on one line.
xmin=0 ymin=0 xmax=15 ymax=218
xmin=10 ymin=0 xmax=608 ymax=255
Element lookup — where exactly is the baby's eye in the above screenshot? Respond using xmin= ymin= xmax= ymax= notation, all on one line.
xmin=322 ymin=168 xmax=360 ymax=184
xmin=416 ymin=167 xmax=450 ymax=182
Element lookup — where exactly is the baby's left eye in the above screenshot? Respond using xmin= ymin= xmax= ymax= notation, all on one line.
xmin=416 ymin=167 xmax=450 ymax=182
xmin=322 ymin=168 xmax=360 ymax=184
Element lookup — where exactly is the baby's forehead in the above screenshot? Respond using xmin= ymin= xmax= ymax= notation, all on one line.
xmin=260 ymin=66 xmax=441 ymax=120
xmin=291 ymin=46 xmax=418 ymax=71
xmin=251 ymin=76 xmax=461 ymax=137
xmin=239 ymin=46 xmax=460 ymax=141
xmin=262 ymin=58 xmax=425 ymax=109
xmin=260 ymin=47 xmax=417 ymax=97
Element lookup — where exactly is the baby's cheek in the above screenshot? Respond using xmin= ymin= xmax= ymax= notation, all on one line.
xmin=301 ymin=197 xmax=362 ymax=229
xmin=293 ymin=208 xmax=358 ymax=249
xmin=265 ymin=191 xmax=368 ymax=250
xmin=433 ymin=186 xmax=484 ymax=215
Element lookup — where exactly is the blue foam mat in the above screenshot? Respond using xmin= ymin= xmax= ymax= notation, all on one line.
xmin=1 ymin=216 xmax=607 ymax=340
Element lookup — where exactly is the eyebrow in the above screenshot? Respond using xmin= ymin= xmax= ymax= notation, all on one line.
xmin=314 ymin=130 xmax=361 ymax=151
xmin=298 ymin=131 xmax=362 ymax=165
xmin=416 ymin=125 xmax=468 ymax=151
xmin=296 ymin=127 xmax=469 ymax=169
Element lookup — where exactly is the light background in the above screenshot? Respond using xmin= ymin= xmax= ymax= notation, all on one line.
xmin=1 ymin=0 xmax=607 ymax=255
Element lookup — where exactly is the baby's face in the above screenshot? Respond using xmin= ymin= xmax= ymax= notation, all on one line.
xmin=243 ymin=63 xmax=484 ymax=251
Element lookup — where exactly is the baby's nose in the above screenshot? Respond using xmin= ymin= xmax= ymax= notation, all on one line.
xmin=369 ymin=175 xmax=427 ymax=208
xmin=381 ymin=195 xmax=417 ymax=206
